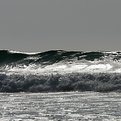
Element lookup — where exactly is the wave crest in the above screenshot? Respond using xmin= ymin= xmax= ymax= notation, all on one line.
xmin=0 ymin=50 xmax=121 ymax=92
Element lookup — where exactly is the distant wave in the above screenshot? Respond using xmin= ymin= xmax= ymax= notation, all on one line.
xmin=0 ymin=49 xmax=121 ymax=65
xmin=0 ymin=50 xmax=121 ymax=92
xmin=0 ymin=49 xmax=104 ymax=65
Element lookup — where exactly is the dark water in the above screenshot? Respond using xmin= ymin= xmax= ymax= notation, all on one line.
xmin=0 ymin=92 xmax=121 ymax=121
xmin=0 ymin=50 xmax=105 ymax=65
xmin=1 ymin=73 xmax=121 ymax=92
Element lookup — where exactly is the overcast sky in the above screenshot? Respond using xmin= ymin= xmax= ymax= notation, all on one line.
xmin=0 ymin=0 xmax=121 ymax=52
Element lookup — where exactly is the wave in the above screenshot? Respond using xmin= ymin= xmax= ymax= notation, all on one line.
xmin=0 ymin=50 xmax=121 ymax=92
xmin=0 ymin=73 xmax=121 ymax=92
xmin=0 ymin=49 xmax=105 ymax=65
xmin=0 ymin=49 xmax=121 ymax=65
xmin=0 ymin=49 xmax=121 ymax=74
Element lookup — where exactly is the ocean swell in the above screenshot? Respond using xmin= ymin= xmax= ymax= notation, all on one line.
xmin=0 ymin=50 xmax=121 ymax=92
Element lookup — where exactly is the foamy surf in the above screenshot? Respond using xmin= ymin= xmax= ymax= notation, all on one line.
xmin=0 ymin=50 xmax=121 ymax=92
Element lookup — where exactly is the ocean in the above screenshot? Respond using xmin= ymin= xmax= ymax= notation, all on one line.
xmin=0 ymin=92 xmax=121 ymax=121
xmin=1 ymin=50 xmax=121 ymax=120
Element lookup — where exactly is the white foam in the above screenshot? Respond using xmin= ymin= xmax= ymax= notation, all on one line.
xmin=2 ymin=56 xmax=121 ymax=75
xmin=9 ymin=50 xmax=40 ymax=55
xmin=85 ymin=64 xmax=112 ymax=72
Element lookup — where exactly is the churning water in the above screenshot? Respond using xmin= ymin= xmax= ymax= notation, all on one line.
xmin=1 ymin=50 xmax=121 ymax=120
xmin=0 ymin=92 xmax=121 ymax=121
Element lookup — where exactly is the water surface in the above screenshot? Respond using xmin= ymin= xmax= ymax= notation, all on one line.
xmin=0 ymin=92 xmax=121 ymax=121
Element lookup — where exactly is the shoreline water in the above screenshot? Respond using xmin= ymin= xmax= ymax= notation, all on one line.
xmin=0 ymin=91 xmax=121 ymax=121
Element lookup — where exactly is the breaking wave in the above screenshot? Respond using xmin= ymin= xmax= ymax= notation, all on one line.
xmin=0 ymin=50 xmax=121 ymax=92
xmin=1 ymin=73 xmax=121 ymax=92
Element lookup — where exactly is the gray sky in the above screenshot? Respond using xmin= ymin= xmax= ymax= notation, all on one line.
xmin=0 ymin=0 xmax=121 ymax=52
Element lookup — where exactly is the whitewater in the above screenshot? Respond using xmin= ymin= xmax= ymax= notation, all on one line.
xmin=1 ymin=92 xmax=121 ymax=121
xmin=1 ymin=50 xmax=121 ymax=120
xmin=0 ymin=50 xmax=121 ymax=92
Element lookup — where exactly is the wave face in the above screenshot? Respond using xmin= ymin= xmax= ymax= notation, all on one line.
xmin=1 ymin=50 xmax=121 ymax=92
xmin=0 ymin=50 xmax=104 ymax=65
